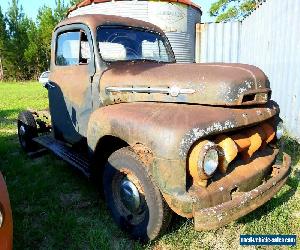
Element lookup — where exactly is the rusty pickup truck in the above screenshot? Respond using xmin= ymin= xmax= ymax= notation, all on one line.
xmin=17 ymin=14 xmax=291 ymax=241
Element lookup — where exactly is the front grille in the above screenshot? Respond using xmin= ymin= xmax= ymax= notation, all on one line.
xmin=214 ymin=120 xmax=276 ymax=174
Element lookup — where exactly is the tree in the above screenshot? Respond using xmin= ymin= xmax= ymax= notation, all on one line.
xmin=36 ymin=6 xmax=57 ymax=72
xmin=5 ymin=0 xmax=32 ymax=80
xmin=69 ymin=0 xmax=83 ymax=6
xmin=54 ymin=0 xmax=69 ymax=22
xmin=209 ymin=0 xmax=259 ymax=22
xmin=0 ymin=0 xmax=84 ymax=81
xmin=24 ymin=20 xmax=41 ymax=79
xmin=0 ymin=7 xmax=8 ymax=80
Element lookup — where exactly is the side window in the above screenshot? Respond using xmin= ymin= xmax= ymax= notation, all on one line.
xmin=56 ymin=30 xmax=91 ymax=66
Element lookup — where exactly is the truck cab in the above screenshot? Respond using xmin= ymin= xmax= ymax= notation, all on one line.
xmin=18 ymin=14 xmax=291 ymax=241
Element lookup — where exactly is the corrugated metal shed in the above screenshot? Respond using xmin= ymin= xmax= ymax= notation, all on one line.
xmin=197 ymin=22 xmax=241 ymax=63
xmin=240 ymin=0 xmax=300 ymax=139
xmin=198 ymin=0 xmax=300 ymax=139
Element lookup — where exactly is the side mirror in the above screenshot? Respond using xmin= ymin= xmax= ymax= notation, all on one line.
xmin=39 ymin=71 xmax=50 ymax=87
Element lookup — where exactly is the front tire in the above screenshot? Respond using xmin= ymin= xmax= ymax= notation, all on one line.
xmin=103 ymin=147 xmax=172 ymax=241
xmin=18 ymin=111 xmax=38 ymax=152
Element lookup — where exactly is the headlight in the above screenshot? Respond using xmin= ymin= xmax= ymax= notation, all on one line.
xmin=0 ymin=207 xmax=3 ymax=228
xmin=199 ymin=145 xmax=219 ymax=177
xmin=189 ymin=140 xmax=219 ymax=186
xmin=276 ymin=122 xmax=284 ymax=140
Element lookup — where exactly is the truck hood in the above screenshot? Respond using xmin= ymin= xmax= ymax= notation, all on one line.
xmin=99 ymin=62 xmax=271 ymax=106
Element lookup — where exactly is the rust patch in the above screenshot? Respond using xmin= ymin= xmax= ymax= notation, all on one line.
xmin=162 ymin=192 xmax=194 ymax=218
xmin=188 ymin=140 xmax=213 ymax=186
xmin=100 ymin=62 xmax=271 ymax=107
xmin=180 ymin=102 xmax=278 ymax=158
xmin=231 ymin=133 xmax=250 ymax=152
xmin=131 ymin=143 xmax=154 ymax=167
xmin=193 ymin=153 xmax=291 ymax=230
xmin=215 ymin=135 xmax=238 ymax=174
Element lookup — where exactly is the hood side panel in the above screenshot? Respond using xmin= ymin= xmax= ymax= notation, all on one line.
xmin=100 ymin=62 xmax=270 ymax=106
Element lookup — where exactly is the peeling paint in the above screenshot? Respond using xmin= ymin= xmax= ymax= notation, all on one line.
xmin=180 ymin=120 xmax=236 ymax=157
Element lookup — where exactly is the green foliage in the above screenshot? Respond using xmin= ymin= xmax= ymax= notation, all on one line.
xmin=0 ymin=7 xmax=7 ymax=50
xmin=5 ymin=0 xmax=31 ymax=80
xmin=0 ymin=7 xmax=8 ymax=80
xmin=0 ymin=0 xmax=78 ymax=81
xmin=54 ymin=0 xmax=69 ymax=22
xmin=210 ymin=0 xmax=257 ymax=22
xmin=36 ymin=7 xmax=57 ymax=72
xmin=69 ymin=0 xmax=83 ymax=7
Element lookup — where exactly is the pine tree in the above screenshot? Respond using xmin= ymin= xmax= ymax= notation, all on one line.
xmin=0 ymin=7 xmax=8 ymax=80
xmin=54 ymin=0 xmax=69 ymax=22
xmin=5 ymin=0 xmax=31 ymax=80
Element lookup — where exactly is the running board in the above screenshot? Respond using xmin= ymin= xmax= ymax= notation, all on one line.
xmin=33 ymin=135 xmax=91 ymax=178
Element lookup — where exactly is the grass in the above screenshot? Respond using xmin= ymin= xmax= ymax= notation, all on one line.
xmin=0 ymin=81 xmax=299 ymax=250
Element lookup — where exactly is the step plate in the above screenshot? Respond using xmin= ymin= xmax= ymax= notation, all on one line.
xmin=33 ymin=135 xmax=91 ymax=178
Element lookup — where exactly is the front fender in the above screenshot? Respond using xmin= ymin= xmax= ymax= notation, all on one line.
xmin=87 ymin=102 xmax=278 ymax=195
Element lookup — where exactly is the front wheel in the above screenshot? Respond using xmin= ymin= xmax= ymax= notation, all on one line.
xmin=103 ymin=147 xmax=172 ymax=241
xmin=18 ymin=111 xmax=38 ymax=152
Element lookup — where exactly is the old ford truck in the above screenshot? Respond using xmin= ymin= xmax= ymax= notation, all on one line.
xmin=17 ymin=14 xmax=291 ymax=241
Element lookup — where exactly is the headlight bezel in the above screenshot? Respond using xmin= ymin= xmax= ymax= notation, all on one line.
xmin=197 ymin=142 xmax=219 ymax=179
xmin=0 ymin=206 xmax=3 ymax=228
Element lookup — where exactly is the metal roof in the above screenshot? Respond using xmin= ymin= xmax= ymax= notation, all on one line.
xmin=68 ymin=0 xmax=202 ymax=15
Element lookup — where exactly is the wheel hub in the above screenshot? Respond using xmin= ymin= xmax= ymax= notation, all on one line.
xmin=19 ymin=125 xmax=26 ymax=136
xmin=120 ymin=179 xmax=141 ymax=213
xmin=19 ymin=124 xmax=27 ymax=147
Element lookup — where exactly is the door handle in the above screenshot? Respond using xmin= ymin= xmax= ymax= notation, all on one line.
xmin=45 ymin=81 xmax=56 ymax=89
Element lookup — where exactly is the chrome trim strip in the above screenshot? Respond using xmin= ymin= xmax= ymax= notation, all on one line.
xmin=105 ymin=86 xmax=195 ymax=97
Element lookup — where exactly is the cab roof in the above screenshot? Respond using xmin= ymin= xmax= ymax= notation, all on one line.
xmin=55 ymin=14 xmax=165 ymax=34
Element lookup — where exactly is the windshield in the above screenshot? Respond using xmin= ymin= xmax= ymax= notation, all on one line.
xmin=97 ymin=26 xmax=174 ymax=63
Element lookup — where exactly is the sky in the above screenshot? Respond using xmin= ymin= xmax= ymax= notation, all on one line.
xmin=0 ymin=0 xmax=215 ymax=22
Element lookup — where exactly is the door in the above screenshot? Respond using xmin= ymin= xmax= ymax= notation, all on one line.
xmin=48 ymin=25 xmax=95 ymax=144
